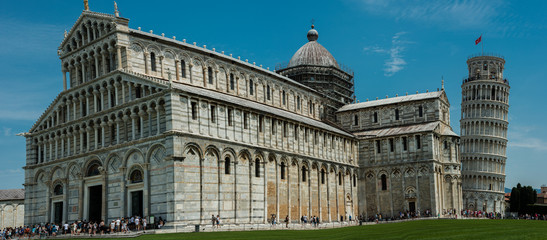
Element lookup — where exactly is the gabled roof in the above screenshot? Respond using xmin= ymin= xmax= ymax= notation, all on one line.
xmin=337 ymin=91 xmax=447 ymax=113
xmin=59 ymin=10 xmax=128 ymax=51
xmin=28 ymin=70 xmax=168 ymax=133
xmin=354 ymin=121 xmax=459 ymax=139
xmin=354 ymin=122 xmax=440 ymax=138
xmin=0 ymin=189 xmax=24 ymax=201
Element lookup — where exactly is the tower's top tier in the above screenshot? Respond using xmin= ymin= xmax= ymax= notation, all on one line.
xmin=465 ymin=55 xmax=507 ymax=84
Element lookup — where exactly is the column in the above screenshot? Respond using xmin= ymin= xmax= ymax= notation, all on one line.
xmin=73 ymin=99 xmax=77 ymax=120
xmin=131 ymin=114 xmax=136 ymax=140
xmin=101 ymin=122 xmax=106 ymax=148
xmin=156 ymin=106 xmax=161 ymax=135
xmin=335 ymin=170 xmax=339 ymax=221
xmin=62 ymin=178 xmax=69 ymax=223
xmin=45 ymin=181 xmax=51 ymax=222
xmin=143 ymin=163 xmax=150 ymax=219
xmin=94 ymin=55 xmax=100 ymax=78
xmin=159 ymin=56 xmax=165 ymax=78
xmin=60 ymin=134 xmax=65 ymax=157
xmin=101 ymin=52 xmax=107 ymax=74
xmin=54 ymin=136 xmax=59 ymax=160
xmin=79 ymin=129 xmax=84 ymax=153
xmin=37 ymin=144 xmax=42 ymax=163
xmin=93 ymin=91 xmax=98 ymax=113
xmin=147 ymin=109 xmax=153 ymax=137
xmin=139 ymin=112 xmax=145 ymax=139
xmin=116 ymin=45 xmax=122 ymax=70
xmin=144 ymin=52 xmax=149 ymax=74
xmin=114 ymin=82 xmax=120 ymax=105
xmin=81 ymin=59 xmax=86 ymax=83
xmin=116 ymin=119 xmax=121 ymax=144
xmin=62 ymin=70 xmax=67 ymax=91
xmin=67 ymin=132 xmax=72 ymax=156
xmin=66 ymin=101 xmax=71 ymax=122
xmin=120 ymin=167 xmax=127 ymax=218
xmin=175 ymin=60 xmax=180 ymax=80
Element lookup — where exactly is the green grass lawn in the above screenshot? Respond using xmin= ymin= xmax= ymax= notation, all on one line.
xmin=94 ymin=219 xmax=547 ymax=240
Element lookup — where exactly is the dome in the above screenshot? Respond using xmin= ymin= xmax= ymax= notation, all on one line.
xmin=287 ymin=25 xmax=339 ymax=68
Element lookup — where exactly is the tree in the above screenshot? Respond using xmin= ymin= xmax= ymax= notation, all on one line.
xmin=510 ymin=183 xmax=538 ymax=214
xmin=510 ymin=187 xmax=520 ymax=212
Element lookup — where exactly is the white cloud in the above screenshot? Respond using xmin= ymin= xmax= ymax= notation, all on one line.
xmin=3 ymin=127 xmax=13 ymax=137
xmin=363 ymin=32 xmax=409 ymax=76
xmin=508 ymin=126 xmax=547 ymax=151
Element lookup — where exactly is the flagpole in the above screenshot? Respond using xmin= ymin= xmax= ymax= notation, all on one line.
xmin=481 ymin=34 xmax=484 ymax=56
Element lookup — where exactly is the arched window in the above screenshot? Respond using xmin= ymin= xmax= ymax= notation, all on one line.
xmin=373 ymin=112 xmax=378 ymax=123
xmin=266 ymin=85 xmax=271 ymax=100
xmin=86 ymin=162 xmax=101 ymax=177
xmin=255 ymin=159 xmax=260 ymax=177
xmin=130 ymin=169 xmax=143 ymax=183
xmin=54 ymin=184 xmax=63 ymax=195
xmin=282 ymin=90 xmax=286 ymax=105
xmin=381 ymin=174 xmax=387 ymax=190
xmin=150 ymin=52 xmax=157 ymax=72
xmin=418 ymin=106 xmax=423 ymax=117
xmin=229 ymin=73 xmax=235 ymax=90
xmin=353 ymin=174 xmax=356 ymax=187
xmin=249 ymin=79 xmax=254 ymax=95
xmin=338 ymin=173 xmax=342 ymax=185
xmin=280 ymin=162 xmax=286 ymax=180
xmin=208 ymin=67 xmax=213 ymax=84
xmin=302 ymin=166 xmax=307 ymax=182
xmin=354 ymin=114 xmax=359 ymax=126
xmin=181 ymin=60 xmax=186 ymax=78
xmin=224 ymin=157 xmax=230 ymax=174
xmin=297 ymin=96 xmax=301 ymax=110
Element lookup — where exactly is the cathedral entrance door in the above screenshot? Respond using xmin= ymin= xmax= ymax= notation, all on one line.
xmin=409 ymin=202 xmax=416 ymax=213
xmin=88 ymin=185 xmax=102 ymax=222
xmin=131 ymin=190 xmax=143 ymax=217
xmin=53 ymin=202 xmax=63 ymax=224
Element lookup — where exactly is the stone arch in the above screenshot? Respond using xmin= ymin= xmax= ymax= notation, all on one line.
xmin=126 ymin=164 xmax=144 ymax=183
xmin=238 ymin=149 xmax=252 ymax=164
xmin=50 ymin=166 xmax=65 ymax=181
xmin=66 ymin=163 xmax=82 ymax=180
xmin=105 ymin=153 xmax=122 ymax=174
xmin=124 ymin=148 xmax=145 ymax=167
xmin=221 ymin=147 xmax=237 ymax=161
xmin=147 ymin=144 xmax=166 ymax=165
xmin=34 ymin=169 xmax=47 ymax=184
xmin=84 ymin=158 xmax=103 ymax=177
xmin=204 ymin=145 xmax=221 ymax=162
xmin=183 ymin=142 xmax=203 ymax=160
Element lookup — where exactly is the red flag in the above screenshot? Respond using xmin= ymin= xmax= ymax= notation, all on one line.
xmin=475 ymin=35 xmax=482 ymax=45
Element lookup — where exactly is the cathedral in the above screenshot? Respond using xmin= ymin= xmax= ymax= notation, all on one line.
xmin=23 ymin=4 xmax=468 ymax=227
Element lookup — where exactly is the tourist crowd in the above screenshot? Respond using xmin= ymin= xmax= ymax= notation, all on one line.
xmin=0 ymin=215 xmax=166 ymax=239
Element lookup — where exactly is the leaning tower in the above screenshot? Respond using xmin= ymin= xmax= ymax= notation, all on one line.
xmin=461 ymin=55 xmax=510 ymax=214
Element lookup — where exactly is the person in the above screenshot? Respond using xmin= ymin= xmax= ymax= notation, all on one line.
xmin=116 ymin=218 xmax=121 ymax=233
xmin=216 ymin=215 xmax=221 ymax=228
xmin=285 ymin=215 xmax=289 ymax=228
xmin=135 ymin=216 xmax=140 ymax=231
xmin=63 ymin=222 xmax=69 ymax=235
xmin=143 ymin=217 xmax=147 ymax=233
xmin=212 ymin=215 xmax=216 ymax=228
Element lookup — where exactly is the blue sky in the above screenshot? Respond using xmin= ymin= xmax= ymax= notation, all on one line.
xmin=0 ymin=0 xmax=546 ymax=190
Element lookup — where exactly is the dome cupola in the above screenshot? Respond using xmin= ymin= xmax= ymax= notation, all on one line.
xmin=287 ymin=25 xmax=339 ymax=68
